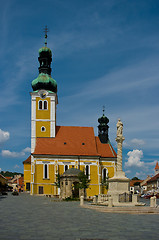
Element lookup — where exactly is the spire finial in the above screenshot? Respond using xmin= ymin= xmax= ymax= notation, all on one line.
xmin=102 ymin=105 xmax=105 ymax=115
xmin=44 ymin=26 xmax=49 ymax=47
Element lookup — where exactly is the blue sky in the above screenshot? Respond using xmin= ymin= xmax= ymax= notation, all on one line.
xmin=0 ymin=0 xmax=159 ymax=179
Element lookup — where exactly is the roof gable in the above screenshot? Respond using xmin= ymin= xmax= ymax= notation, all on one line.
xmin=147 ymin=173 xmax=159 ymax=183
xmin=23 ymin=155 xmax=31 ymax=164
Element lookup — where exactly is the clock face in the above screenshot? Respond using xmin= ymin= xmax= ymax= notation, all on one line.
xmin=38 ymin=90 xmax=48 ymax=99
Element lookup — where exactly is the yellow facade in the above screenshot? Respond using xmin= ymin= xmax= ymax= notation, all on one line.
xmin=24 ymin=158 xmax=116 ymax=197
xmin=23 ymin=163 xmax=31 ymax=191
xmin=36 ymin=121 xmax=50 ymax=137
xmin=36 ymin=97 xmax=50 ymax=119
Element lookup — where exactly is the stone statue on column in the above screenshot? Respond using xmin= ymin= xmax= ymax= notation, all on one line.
xmin=116 ymin=119 xmax=125 ymax=174
xmin=108 ymin=118 xmax=130 ymax=205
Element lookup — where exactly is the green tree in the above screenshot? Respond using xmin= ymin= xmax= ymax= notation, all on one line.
xmin=54 ymin=173 xmax=61 ymax=188
xmin=78 ymin=170 xmax=90 ymax=190
xmin=132 ymin=177 xmax=140 ymax=180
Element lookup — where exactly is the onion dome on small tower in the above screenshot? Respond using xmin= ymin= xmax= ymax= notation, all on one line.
xmin=32 ymin=26 xmax=57 ymax=93
xmin=98 ymin=107 xmax=109 ymax=143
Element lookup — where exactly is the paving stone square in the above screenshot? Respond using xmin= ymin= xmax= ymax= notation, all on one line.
xmin=0 ymin=193 xmax=158 ymax=240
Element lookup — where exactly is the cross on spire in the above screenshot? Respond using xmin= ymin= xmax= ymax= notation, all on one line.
xmin=44 ymin=26 xmax=49 ymax=46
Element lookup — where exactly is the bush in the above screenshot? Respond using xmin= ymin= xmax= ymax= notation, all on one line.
xmin=63 ymin=197 xmax=79 ymax=201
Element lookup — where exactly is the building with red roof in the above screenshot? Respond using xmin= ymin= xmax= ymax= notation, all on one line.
xmin=23 ymin=40 xmax=117 ymax=197
xmin=147 ymin=173 xmax=159 ymax=192
xmin=155 ymin=161 xmax=159 ymax=175
xmin=129 ymin=180 xmax=143 ymax=194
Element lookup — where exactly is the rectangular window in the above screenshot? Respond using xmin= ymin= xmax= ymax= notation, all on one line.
xmin=44 ymin=164 xmax=49 ymax=179
xmin=39 ymin=186 xmax=43 ymax=194
xmin=26 ymin=183 xmax=30 ymax=191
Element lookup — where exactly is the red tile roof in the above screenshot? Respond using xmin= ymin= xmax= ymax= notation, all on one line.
xmin=5 ymin=177 xmax=13 ymax=180
xmin=155 ymin=161 xmax=159 ymax=170
xmin=23 ymin=155 xmax=31 ymax=164
xmin=33 ymin=126 xmax=117 ymax=158
xmin=147 ymin=173 xmax=159 ymax=183
xmin=130 ymin=180 xmax=143 ymax=187
xmin=95 ymin=137 xmax=117 ymax=158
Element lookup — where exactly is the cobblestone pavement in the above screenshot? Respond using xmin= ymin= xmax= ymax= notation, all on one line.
xmin=0 ymin=193 xmax=158 ymax=240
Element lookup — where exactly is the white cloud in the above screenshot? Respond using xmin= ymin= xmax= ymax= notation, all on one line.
xmin=0 ymin=129 xmax=10 ymax=143
xmin=125 ymin=149 xmax=144 ymax=167
xmin=1 ymin=146 xmax=31 ymax=158
xmin=125 ymin=170 xmax=131 ymax=174
xmin=135 ymin=171 xmax=146 ymax=179
xmin=0 ymin=167 xmax=1 ymax=171
xmin=23 ymin=147 xmax=31 ymax=153
xmin=146 ymin=161 xmax=157 ymax=166
xmin=1 ymin=150 xmax=25 ymax=158
xmin=131 ymin=138 xmax=145 ymax=146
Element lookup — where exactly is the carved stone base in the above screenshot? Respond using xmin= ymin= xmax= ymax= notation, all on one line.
xmin=108 ymin=172 xmax=130 ymax=204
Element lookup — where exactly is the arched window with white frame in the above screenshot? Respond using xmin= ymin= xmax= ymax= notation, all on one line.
xmin=102 ymin=168 xmax=108 ymax=181
xmin=39 ymin=100 xmax=42 ymax=110
xmin=44 ymin=100 xmax=48 ymax=110
xmin=38 ymin=100 xmax=48 ymax=110
xmin=64 ymin=165 xmax=68 ymax=172
xmin=85 ymin=165 xmax=90 ymax=179
xmin=43 ymin=164 xmax=49 ymax=179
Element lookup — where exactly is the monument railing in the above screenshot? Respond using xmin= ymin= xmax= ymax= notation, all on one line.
xmin=119 ymin=192 xmax=132 ymax=202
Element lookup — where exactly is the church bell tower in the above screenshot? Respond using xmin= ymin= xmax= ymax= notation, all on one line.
xmin=98 ymin=108 xmax=109 ymax=144
xmin=31 ymin=27 xmax=58 ymax=153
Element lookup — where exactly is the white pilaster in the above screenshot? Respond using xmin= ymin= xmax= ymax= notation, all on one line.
xmin=50 ymin=94 xmax=57 ymax=137
xmin=31 ymin=94 xmax=36 ymax=153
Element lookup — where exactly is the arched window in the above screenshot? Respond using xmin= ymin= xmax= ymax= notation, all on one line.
xmin=44 ymin=100 xmax=48 ymax=110
xmin=85 ymin=165 xmax=89 ymax=179
xmin=102 ymin=168 xmax=108 ymax=181
xmin=44 ymin=164 xmax=49 ymax=179
xmin=39 ymin=100 xmax=42 ymax=109
xmin=65 ymin=165 xmax=68 ymax=172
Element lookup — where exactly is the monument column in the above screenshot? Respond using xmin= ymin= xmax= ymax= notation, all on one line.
xmin=116 ymin=119 xmax=125 ymax=174
xmin=108 ymin=118 xmax=130 ymax=204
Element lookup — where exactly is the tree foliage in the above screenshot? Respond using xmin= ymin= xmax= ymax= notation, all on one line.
xmin=78 ymin=170 xmax=90 ymax=189
xmin=132 ymin=177 xmax=140 ymax=180
xmin=0 ymin=171 xmax=23 ymax=177
xmin=54 ymin=173 xmax=61 ymax=188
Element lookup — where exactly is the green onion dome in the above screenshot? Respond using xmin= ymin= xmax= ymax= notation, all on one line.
xmin=38 ymin=47 xmax=52 ymax=57
xmin=31 ymin=45 xmax=57 ymax=93
xmin=32 ymin=73 xmax=57 ymax=93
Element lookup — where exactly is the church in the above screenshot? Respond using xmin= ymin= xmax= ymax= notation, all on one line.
xmin=23 ymin=33 xmax=117 ymax=198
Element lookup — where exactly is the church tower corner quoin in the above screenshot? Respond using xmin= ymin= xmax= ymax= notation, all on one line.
xmin=23 ymin=31 xmax=117 ymax=197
